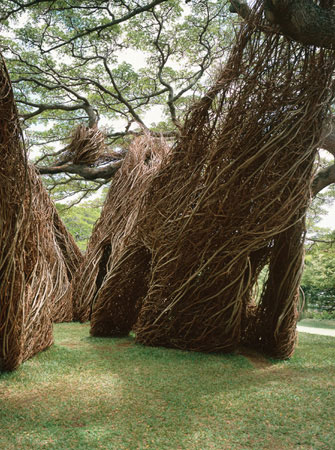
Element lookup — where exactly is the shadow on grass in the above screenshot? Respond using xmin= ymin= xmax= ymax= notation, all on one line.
xmin=0 ymin=323 xmax=334 ymax=449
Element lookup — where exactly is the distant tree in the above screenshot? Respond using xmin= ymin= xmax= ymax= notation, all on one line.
xmin=56 ymin=200 xmax=102 ymax=250
xmin=302 ymin=229 xmax=335 ymax=312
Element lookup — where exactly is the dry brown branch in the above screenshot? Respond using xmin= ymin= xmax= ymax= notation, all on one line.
xmin=68 ymin=124 xmax=107 ymax=165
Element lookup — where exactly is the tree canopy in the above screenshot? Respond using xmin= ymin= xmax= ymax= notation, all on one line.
xmin=0 ymin=0 xmax=233 ymax=200
xmin=1 ymin=0 xmax=335 ymax=202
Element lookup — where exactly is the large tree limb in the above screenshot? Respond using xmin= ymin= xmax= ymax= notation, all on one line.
xmin=18 ymin=100 xmax=97 ymax=125
xmin=321 ymin=130 xmax=335 ymax=157
xmin=312 ymin=164 xmax=335 ymax=195
xmin=312 ymin=123 xmax=335 ymax=195
xmin=229 ymin=0 xmax=251 ymax=19
xmin=230 ymin=0 xmax=335 ymax=49
xmin=37 ymin=160 xmax=123 ymax=180
xmin=265 ymin=0 xmax=335 ymax=49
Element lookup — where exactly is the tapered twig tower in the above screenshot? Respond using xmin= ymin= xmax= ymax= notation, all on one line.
xmin=0 ymin=56 xmax=82 ymax=370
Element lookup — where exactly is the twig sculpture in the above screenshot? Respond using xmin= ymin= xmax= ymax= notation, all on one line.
xmin=0 ymin=56 xmax=83 ymax=370
xmin=88 ymin=1 xmax=335 ymax=358
xmin=72 ymin=134 xmax=169 ymax=323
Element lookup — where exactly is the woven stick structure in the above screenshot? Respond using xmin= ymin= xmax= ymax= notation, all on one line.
xmin=89 ymin=2 xmax=335 ymax=358
xmin=52 ymin=208 xmax=84 ymax=285
xmin=0 ymin=56 xmax=82 ymax=370
xmin=242 ymin=217 xmax=306 ymax=358
xmin=31 ymin=168 xmax=84 ymax=324
xmin=72 ymin=135 xmax=169 ymax=323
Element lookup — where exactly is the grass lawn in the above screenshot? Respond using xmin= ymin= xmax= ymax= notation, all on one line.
xmin=0 ymin=323 xmax=334 ymax=450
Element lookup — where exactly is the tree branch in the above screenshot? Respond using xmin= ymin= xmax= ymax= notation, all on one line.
xmin=306 ymin=237 xmax=335 ymax=244
xmin=101 ymin=56 xmax=148 ymax=128
xmin=230 ymin=0 xmax=335 ymax=49
xmin=37 ymin=160 xmax=123 ymax=180
xmin=320 ymin=127 xmax=335 ymax=157
xmin=312 ymin=164 xmax=335 ymax=196
xmin=41 ymin=0 xmax=169 ymax=53
xmin=229 ymin=0 xmax=251 ymax=20
xmin=17 ymin=100 xmax=92 ymax=120
xmin=0 ymin=0 xmax=51 ymax=20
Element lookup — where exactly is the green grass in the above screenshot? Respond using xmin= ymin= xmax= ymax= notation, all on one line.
xmin=299 ymin=318 xmax=335 ymax=330
xmin=1 ymin=323 xmax=334 ymax=450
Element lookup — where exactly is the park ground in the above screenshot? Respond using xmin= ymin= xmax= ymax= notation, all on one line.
xmin=0 ymin=320 xmax=334 ymax=450
xmin=297 ymin=318 xmax=335 ymax=337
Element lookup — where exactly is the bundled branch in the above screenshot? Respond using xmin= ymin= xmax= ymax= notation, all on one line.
xmin=88 ymin=1 xmax=335 ymax=358
xmin=69 ymin=124 xmax=107 ymax=165
xmin=0 ymin=55 xmax=83 ymax=371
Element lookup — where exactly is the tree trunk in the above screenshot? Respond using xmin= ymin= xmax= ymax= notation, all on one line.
xmin=231 ymin=1 xmax=335 ymax=49
xmin=266 ymin=0 xmax=335 ymax=49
